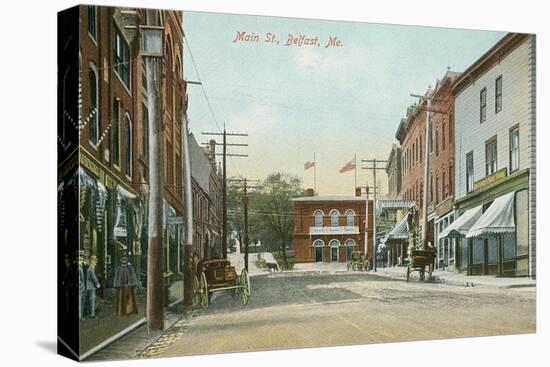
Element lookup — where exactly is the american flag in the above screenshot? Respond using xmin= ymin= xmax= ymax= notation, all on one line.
xmin=339 ymin=158 xmax=356 ymax=173
xmin=304 ymin=161 xmax=315 ymax=170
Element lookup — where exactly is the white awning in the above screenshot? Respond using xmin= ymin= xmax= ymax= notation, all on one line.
xmin=465 ymin=192 xmax=515 ymax=238
xmin=386 ymin=212 xmax=410 ymax=240
xmin=439 ymin=206 xmax=483 ymax=238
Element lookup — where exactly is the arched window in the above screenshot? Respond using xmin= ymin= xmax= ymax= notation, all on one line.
xmin=313 ymin=239 xmax=324 ymax=262
xmin=124 ymin=113 xmax=132 ymax=178
xmin=88 ymin=66 xmax=98 ymax=145
xmin=329 ymin=210 xmax=340 ymax=227
xmin=344 ymin=239 xmax=356 ymax=261
xmin=344 ymin=239 xmax=356 ymax=247
xmin=329 ymin=239 xmax=340 ymax=262
xmin=345 ymin=209 xmax=355 ymax=226
xmin=313 ymin=210 xmax=324 ymax=227
xmin=164 ymin=38 xmax=173 ymax=113
xmin=112 ymin=98 xmax=120 ymax=166
xmin=313 ymin=239 xmax=324 ymax=247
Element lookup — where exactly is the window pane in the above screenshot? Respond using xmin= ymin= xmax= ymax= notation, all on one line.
xmin=515 ymin=190 xmax=529 ymax=257
xmin=472 ymin=238 xmax=484 ymax=264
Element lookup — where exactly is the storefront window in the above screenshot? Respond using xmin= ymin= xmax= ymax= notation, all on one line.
xmin=472 ymin=238 xmax=484 ymax=265
xmin=503 ymin=233 xmax=516 ymax=260
xmin=460 ymin=239 xmax=468 ymax=269
xmin=515 ymin=189 xmax=529 ymax=257
xmin=488 ymin=238 xmax=497 ymax=263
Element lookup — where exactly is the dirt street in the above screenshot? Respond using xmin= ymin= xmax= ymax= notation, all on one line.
xmin=138 ymin=272 xmax=535 ymax=358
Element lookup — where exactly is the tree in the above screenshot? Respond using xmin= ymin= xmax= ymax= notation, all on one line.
xmin=256 ymin=173 xmax=304 ymax=269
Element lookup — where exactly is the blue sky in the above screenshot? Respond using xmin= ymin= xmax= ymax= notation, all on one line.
xmin=182 ymin=11 xmax=505 ymax=196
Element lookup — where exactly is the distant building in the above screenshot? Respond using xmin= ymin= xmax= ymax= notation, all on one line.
xmin=291 ymin=192 xmax=373 ymax=264
xmin=385 ymin=144 xmax=402 ymax=199
xmin=189 ymin=133 xmax=223 ymax=260
xmin=450 ymin=33 xmax=536 ymax=278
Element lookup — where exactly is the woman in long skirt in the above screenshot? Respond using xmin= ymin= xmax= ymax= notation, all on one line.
xmin=113 ymin=256 xmax=138 ymax=316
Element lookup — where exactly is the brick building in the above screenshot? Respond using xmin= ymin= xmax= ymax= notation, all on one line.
xmin=395 ymin=70 xmax=460 ymax=251
xmin=291 ymin=192 xmax=373 ymax=264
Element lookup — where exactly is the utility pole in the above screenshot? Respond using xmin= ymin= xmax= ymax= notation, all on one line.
xmin=202 ymin=128 xmax=248 ymax=258
xmin=145 ymin=56 xmax=164 ymax=331
xmin=362 ymin=158 xmax=387 ymax=272
xmin=181 ymin=113 xmax=194 ymax=306
xmin=228 ymin=178 xmax=260 ymax=271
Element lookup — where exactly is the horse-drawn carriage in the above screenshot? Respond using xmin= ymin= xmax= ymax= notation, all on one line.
xmin=406 ymin=249 xmax=435 ymax=282
xmin=193 ymin=259 xmax=250 ymax=309
xmin=347 ymin=251 xmax=369 ymax=271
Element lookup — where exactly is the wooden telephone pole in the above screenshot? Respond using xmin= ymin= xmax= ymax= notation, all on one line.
xmin=228 ymin=178 xmax=260 ymax=271
xmin=202 ymin=127 xmax=248 ymax=258
xmin=361 ymin=158 xmax=387 ymax=272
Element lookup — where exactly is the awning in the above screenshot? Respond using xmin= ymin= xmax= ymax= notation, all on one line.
xmin=465 ymin=192 xmax=515 ymax=238
xmin=439 ymin=206 xmax=483 ymax=238
xmin=386 ymin=212 xmax=410 ymax=240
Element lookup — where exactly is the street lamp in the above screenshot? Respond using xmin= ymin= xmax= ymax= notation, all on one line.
xmin=140 ymin=23 xmax=165 ymax=331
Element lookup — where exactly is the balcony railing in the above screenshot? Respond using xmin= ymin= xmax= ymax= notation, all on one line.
xmin=309 ymin=226 xmax=360 ymax=235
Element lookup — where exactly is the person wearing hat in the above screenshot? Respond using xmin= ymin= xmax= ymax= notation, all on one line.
xmin=113 ymin=255 xmax=138 ymax=316
xmin=85 ymin=255 xmax=101 ymax=319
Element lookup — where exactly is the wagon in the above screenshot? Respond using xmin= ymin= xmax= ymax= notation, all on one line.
xmin=347 ymin=251 xmax=368 ymax=271
xmin=406 ymin=249 xmax=435 ymax=282
xmin=193 ymin=259 xmax=250 ymax=309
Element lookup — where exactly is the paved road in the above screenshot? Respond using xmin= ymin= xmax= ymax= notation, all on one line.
xmin=107 ymin=272 xmax=536 ymax=359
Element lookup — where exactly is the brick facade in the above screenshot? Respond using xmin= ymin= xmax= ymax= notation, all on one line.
xmin=292 ymin=196 xmax=373 ymax=263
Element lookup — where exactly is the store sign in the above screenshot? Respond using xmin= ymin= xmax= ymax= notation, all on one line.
xmin=80 ymin=150 xmax=125 ymax=190
xmin=474 ymin=168 xmax=507 ymax=191
xmin=436 ymin=197 xmax=453 ymax=217
xmin=309 ymin=226 xmax=359 ymax=235
xmin=167 ymin=216 xmax=184 ymax=225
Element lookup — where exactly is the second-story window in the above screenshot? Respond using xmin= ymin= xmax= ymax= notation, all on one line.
xmin=314 ymin=210 xmax=323 ymax=227
xmin=345 ymin=210 xmax=355 ymax=227
xmin=88 ymin=68 xmax=98 ymax=146
xmin=142 ymin=105 xmax=149 ymax=162
xmin=112 ymin=98 xmax=120 ymax=166
xmin=114 ymin=26 xmax=130 ymax=88
xmin=480 ymin=88 xmax=487 ymax=123
xmin=466 ymin=152 xmax=474 ymax=193
xmin=495 ymin=76 xmax=503 ymax=113
xmin=485 ymin=137 xmax=497 ymax=176
xmin=124 ymin=114 xmax=132 ymax=178
xmin=510 ymin=126 xmax=519 ymax=172
xmin=435 ymin=127 xmax=439 ymax=156
xmin=88 ymin=6 xmax=97 ymax=40
xmin=442 ymin=122 xmax=446 ymax=151
xmin=330 ymin=210 xmax=340 ymax=227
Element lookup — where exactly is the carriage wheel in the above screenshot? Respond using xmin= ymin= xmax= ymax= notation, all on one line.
xmin=406 ymin=264 xmax=411 ymax=282
xmin=240 ymin=269 xmax=250 ymax=305
xmin=192 ymin=275 xmax=200 ymax=306
xmin=232 ymin=272 xmax=241 ymax=299
xmin=420 ymin=269 xmax=426 ymax=281
xmin=199 ymin=272 xmax=209 ymax=309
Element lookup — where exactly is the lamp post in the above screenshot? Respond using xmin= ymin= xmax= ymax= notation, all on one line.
xmin=141 ymin=24 xmax=165 ymax=331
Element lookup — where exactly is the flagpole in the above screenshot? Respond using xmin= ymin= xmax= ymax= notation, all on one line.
xmin=313 ymin=152 xmax=317 ymax=194
xmin=354 ymin=153 xmax=357 ymax=192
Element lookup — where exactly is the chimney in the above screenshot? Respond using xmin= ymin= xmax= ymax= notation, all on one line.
xmin=209 ymin=139 xmax=216 ymax=162
xmin=306 ymin=188 xmax=315 ymax=197
xmin=355 ymin=187 xmax=362 ymax=197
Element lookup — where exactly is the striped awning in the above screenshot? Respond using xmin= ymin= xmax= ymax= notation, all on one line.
xmin=439 ymin=206 xmax=483 ymax=238
xmin=386 ymin=212 xmax=410 ymax=240
xmin=466 ymin=192 xmax=515 ymax=238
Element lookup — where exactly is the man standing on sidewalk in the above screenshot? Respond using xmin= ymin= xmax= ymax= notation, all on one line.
xmin=86 ymin=255 xmax=101 ymax=319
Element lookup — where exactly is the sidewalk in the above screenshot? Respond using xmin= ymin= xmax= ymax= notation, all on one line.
xmin=375 ymin=265 xmax=536 ymax=288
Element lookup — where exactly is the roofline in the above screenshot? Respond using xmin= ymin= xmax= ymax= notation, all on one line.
xmin=453 ymin=33 xmax=530 ymax=97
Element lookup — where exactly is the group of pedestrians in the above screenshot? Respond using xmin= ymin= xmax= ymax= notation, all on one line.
xmin=62 ymin=252 xmax=140 ymax=321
